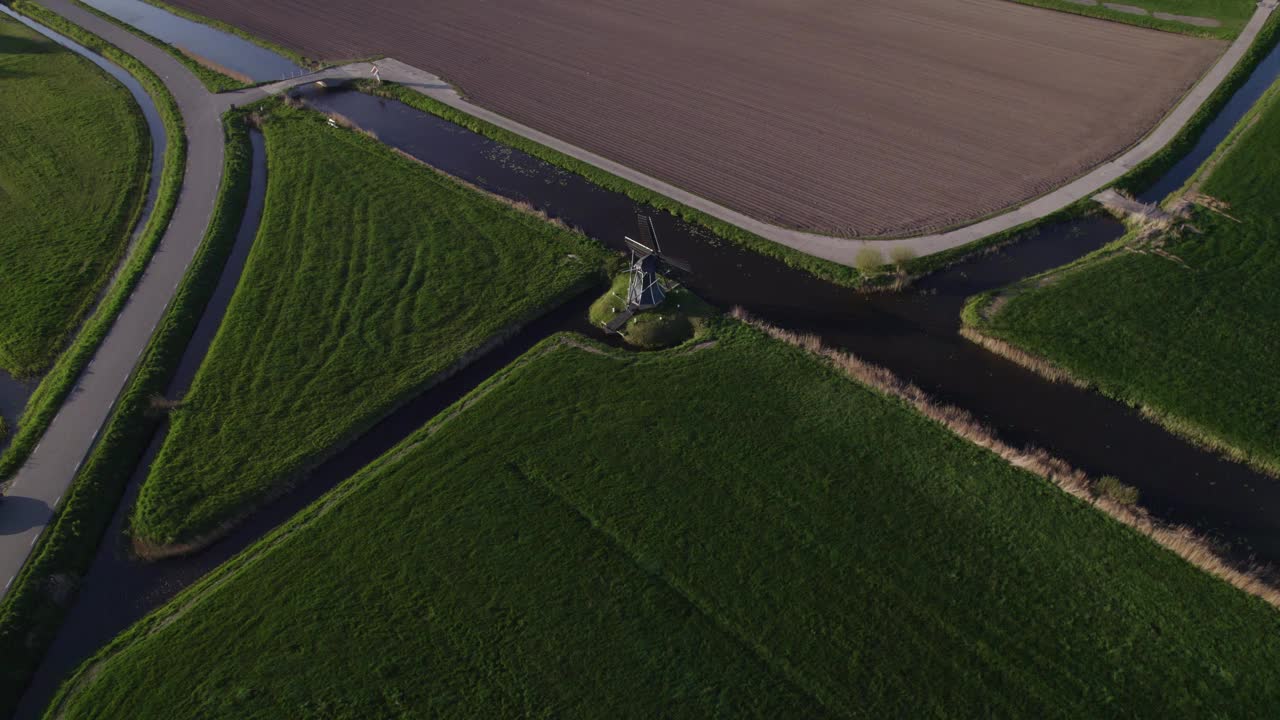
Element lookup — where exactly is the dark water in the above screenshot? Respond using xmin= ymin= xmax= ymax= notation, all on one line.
xmin=78 ymin=0 xmax=302 ymax=81
xmin=0 ymin=375 xmax=33 ymax=453
xmin=1139 ymin=36 xmax=1280 ymax=202
xmin=298 ymin=83 xmax=1280 ymax=557
xmin=16 ymin=40 xmax=1280 ymax=720
xmin=0 ymin=5 xmax=165 ymax=454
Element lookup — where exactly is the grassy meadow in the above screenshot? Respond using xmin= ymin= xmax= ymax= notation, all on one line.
xmin=49 ymin=323 xmax=1280 ymax=718
xmin=130 ymin=103 xmax=609 ymax=550
xmin=1010 ymin=0 xmax=1254 ymax=38
xmin=0 ymin=14 xmax=148 ymax=376
xmin=968 ymin=81 xmax=1280 ymax=475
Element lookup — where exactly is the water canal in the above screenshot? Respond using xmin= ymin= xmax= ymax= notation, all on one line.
xmin=12 ymin=17 xmax=1280 ymax=720
xmin=0 ymin=4 xmax=166 ymax=452
xmin=78 ymin=0 xmax=302 ymax=81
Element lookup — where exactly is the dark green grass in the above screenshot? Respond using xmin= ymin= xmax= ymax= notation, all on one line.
xmin=49 ymin=324 xmax=1280 ymax=719
xmin=0 ymin=110 xmax=252 ymax=720
xmin=1009 ymin=0 xmax=1254 ymax=39
xmin=131 ymin=104 xmax=610 ymax=549
xmin=588 ymin=274 xmax=714 ymax=348
xmin=972 ymin=81 xmax=1280 ymax=475
xmin=0 ymin=1 xmax=186 ymax=482
xmin=0 ymin=13 xmax=148 ymax=377
xmin=361 ymin=81 xmax=868 ymax=288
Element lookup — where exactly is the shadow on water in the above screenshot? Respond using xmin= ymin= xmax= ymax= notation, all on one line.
xmin=15 ymin=39 xmax=1280 ymax=719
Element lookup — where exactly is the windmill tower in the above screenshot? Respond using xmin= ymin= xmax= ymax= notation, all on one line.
xmin=603 ymin=214 xmax=692 ymax=333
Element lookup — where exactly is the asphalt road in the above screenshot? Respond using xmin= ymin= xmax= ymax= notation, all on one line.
xmin=0 ymin=0 xmax=1274 ymax=600
xmin=0 ymin=0 xmax=231 ymax=600
xmin=245 ymin=0 xmax=1275 ymax=264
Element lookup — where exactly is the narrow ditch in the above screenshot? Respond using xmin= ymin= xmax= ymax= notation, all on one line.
xmin=13 ymin=28 xmax=1280 ymax=720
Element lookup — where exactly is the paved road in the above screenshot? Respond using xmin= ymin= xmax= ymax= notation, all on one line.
xmin=0 ymin=0 xmax=1274 ymax=600
xmin=239 ymin=1 xmax=1275 ymax=265
xmin=0 ymin=0 xmax=234 ymax=600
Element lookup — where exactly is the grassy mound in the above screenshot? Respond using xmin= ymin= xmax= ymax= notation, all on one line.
xmin=130 ymin=103 xmax=608 ymax=550
xmin=966 ymin=80 xmax=1280 ymax=475
xmin=588 ymin=274 xmax=713 ymax=348
xmin=0 ymin=14 xmax=148 ymax=376
xmin=49 ymin=324 xmax=1280 ymax=718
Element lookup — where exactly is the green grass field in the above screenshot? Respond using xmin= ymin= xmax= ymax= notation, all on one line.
xmin=1010 ymin=0 xmax=1255 ymax=38
xmin=588 ymin=274 xmax=713 ymax=348
xmin=968 ymin=81 xmax=1280 ymax=475
xmin=50 ymin=324 xmax=1280 ymax=718
xmin=130 ymin=104 xmax=609 ymax=550
xmin=0 ymin=14 xmax=148 ymax=376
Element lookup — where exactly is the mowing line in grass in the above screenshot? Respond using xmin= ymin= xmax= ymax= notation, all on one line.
xmin=130 ymin=102 xmax=611 ymax=552
xmin=46 ymin=323 xmax=1280 ymax=719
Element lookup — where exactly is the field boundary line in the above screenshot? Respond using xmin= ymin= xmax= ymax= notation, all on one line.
xmin=227 ymin=4 xmax=1275 ymax=269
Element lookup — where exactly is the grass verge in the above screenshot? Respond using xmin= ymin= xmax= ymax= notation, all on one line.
xmin=137 ymin=0 xmax=314 ymax=69
xmin=129 ymin=102 xmax=611 ymax=552
xmin=0 ymin=110 xmax=251 ymax=720
xmin=1008 ymin=0 xmax=1252 ymax=39
xmin=66 ymin=0 xmax=248 ymax=92
xmin=964 ymin=77 xmax=1280 ymax=477
xmin=0 ymin=12 xmax=149 ymax=377
xmin=1116 ymin=12 xmax=1280 ymax=195
xmin=361 ymin=81 xmax=866 ymax=288
xmin=0 ymin=1 xmax=187 ymax=483
xmin=46 ymin=320 xmax=1280 ymax=719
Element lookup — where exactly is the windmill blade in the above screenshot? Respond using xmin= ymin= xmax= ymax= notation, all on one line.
xmin=624 ymin=236 xmax=654 ymax=258
xmin=636 ymin=214 xmax=660 ymax=254
xmin=659 ymin=254 xmax=692 ymax=274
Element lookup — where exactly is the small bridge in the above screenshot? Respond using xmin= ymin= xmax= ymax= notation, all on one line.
xmin=1092 ymin=188 xmax=1174 ymax=225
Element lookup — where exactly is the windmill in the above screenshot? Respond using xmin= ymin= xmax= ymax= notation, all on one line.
xmin=603 ymin=214 xmax=692 ymax=334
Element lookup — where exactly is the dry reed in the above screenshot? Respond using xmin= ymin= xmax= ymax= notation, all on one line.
xmin=731 ymin=307 xmax=1280 ymax=608
xmin=959 ymin=327 xmax=1087 ymax=387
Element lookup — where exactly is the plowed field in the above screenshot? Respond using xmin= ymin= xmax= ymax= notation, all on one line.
xmin=168 ymin=0 xmax=1224 ymax=236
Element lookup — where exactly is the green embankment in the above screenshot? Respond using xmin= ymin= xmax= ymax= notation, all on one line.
xmin=588 ymin=274 xmax=713 ymax=348
xmin=50 ymin=324 xmax=1280 ymax=718
xmin=0 ymin=111 xmax=252 ymax=720
xmin=968 ymin=80 xmax=1280 ymax=476
xmin=362 ymin=82 xmax=869 ymax=288
xmin=1009 ymin=0 xmax=1254 ymax=39
xmin=0 ymin=13 xmax=148 ymax=377
xmin=0 ymin=1 xmax=186 ymax=482
xmin=130 ymin=103 xmax=610 ymax=550
xmin=68 ymin=0 xmax=248 ymax=92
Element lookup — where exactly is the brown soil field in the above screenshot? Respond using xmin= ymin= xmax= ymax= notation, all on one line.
xmin=169 ymin=0 xmax=1224 ymax=237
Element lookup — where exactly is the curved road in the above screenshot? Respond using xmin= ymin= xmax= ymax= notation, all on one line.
xmin=0 ymin=0 xmax=1274 ymax=600
xmin=0 ymin=0 xmax=230 ymax=600
xmin=248 ymin=1 xmax=1275 ymax=264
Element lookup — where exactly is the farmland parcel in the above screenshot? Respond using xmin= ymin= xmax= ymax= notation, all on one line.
xmin=49 ymin=326 xmax=1280 ymax=718
xmin=160 ymin=0 xmax=1222 ymax=237
xmin=0 ymin=14 xmax=147 ymax=376
xmin=130 ymin=105 xmax=607 ymax=552
xmin=965 ymin=80 xmax=1280 ymax=476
